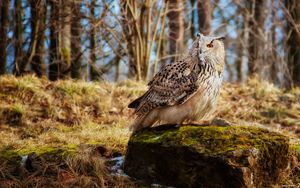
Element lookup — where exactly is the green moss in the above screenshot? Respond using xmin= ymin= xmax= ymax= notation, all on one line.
xmin=0 ymin=145 xmax=57 ymax=159
xmin=87 ymin=140 xmax=102 ymax=145
xmin=131 ymin=125 xmax=288 ymax=156
xmin=0 ymin=143 xmax=80 ymax=159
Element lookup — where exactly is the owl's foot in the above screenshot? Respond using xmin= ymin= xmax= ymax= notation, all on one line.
xmin=211 ymin=117 xmax=231 ymax=127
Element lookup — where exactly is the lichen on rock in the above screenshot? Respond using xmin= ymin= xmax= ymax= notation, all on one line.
xmin=124 ymin=124 xmax=289 ymax=188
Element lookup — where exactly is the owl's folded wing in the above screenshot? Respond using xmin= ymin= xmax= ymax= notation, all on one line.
xmin=133 ymin=61 xmax=200 ymax=117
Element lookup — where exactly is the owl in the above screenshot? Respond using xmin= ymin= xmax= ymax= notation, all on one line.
xmin=128 ymin=33 xmax=226 ymax=132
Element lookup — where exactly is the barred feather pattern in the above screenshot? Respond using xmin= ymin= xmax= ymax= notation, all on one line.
xmin=135 ymin=59 xmax=199 ymax=117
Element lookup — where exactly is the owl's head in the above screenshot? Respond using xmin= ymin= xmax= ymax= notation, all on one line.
xmin=190 ymin=33 xmax=225 ymax=72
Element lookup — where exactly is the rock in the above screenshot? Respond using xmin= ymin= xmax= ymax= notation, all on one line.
xmin=124 ymin=124 xmax=289 ymax=188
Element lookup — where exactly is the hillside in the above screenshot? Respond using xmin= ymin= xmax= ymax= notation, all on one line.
xmin=0 ymin=75 xmax=299 ymax=187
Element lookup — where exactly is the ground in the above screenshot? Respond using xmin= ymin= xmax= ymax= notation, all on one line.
xmin=0 ymin=75 xmax=299 ymax=187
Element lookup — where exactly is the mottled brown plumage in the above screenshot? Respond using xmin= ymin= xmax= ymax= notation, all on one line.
xmin=128 ymin=33 xmax=226 ymax=132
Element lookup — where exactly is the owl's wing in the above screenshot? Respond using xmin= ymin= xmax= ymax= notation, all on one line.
xmin=133 ymin=60 xmax=200 ymax=117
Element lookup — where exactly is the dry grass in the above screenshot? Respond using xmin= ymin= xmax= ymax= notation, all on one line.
xmin=0 ymin=75 xmax=299 ymax=187
xmin=0 ymin=75 xmax=147 ymax=156
xmin=0 ymin=75 xmax=146 ymax=187
xmin=219 ymin=78 xmax=300 ymax=142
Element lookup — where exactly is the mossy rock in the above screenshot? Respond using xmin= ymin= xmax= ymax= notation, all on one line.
xmin=124 ymin=124 xmax=289 ymax=188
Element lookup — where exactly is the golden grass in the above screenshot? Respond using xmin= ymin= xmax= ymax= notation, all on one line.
xmin=219 ymin=78 xmax=300 ymax=143
xmin=0 ymin=74 xmax=299 ymax=186
xmin=0 ymin=75 xmax=300 ymax=151
xmin=0 ymin=75 xmax=147 ymax=157
xmin=0 ymin=75 xmax=146 ymax=187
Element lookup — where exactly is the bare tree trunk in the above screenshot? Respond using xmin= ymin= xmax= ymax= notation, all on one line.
xmin=167 ymin=0 xmax=184 ymax=61
xmin=49 ymin=0 xmax=60 ymax=80
xmin=121 ymin=0 xmax=165 ymax=80
xmin=30 ymin=0 xmax=46 ymax=77
xmin=19 ymin=0 xmax=46 ymax=76
xmin=13 ymin=0 xmax=24 ymax=75
xmin=60 ymin=0 xmax=71 ymax=79
xmin=121 ymin=0 xmax=138 ymax=79
xmin=285 ymin=0 xmax=300 ymax=87
xmin=235 ymin=12 xmax=245 ymax=82
xmin=89 ymin=0 xmax=100 ymax=80
xmin=49 ymin=0 xmax=71 ymax=80
xmin=114 ymin=56 xmax=121 ymax=82
xmin=235 ymin=35 xmax=243 ymax=82
xmin=0 ymin=0 xmax=9 ymax=75
xmin=197 ymin=0 xmax=211 ymax=36
xmin=270 ymin=0 xmax=277 ymax=83
xmin=71 ymin=0 xmax=82 ymax=79
xmin=247 ymin=0 xmax=266 ymax=76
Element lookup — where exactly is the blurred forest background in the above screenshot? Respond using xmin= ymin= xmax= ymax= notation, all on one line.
xmin=0 ymin=0 xmax=300 ymax=88
xmin=1 ymin=1 xmax=300 ymax=186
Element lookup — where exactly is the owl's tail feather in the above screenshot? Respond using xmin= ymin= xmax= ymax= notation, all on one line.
xmin=128 ymin=97 xmax=142 ymax=109
xmin=128 ymin=90 xmax=153 ymax=109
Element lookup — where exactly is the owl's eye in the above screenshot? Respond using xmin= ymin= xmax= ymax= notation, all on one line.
xmin=207 ymin=43 xmax=213 ymax=48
